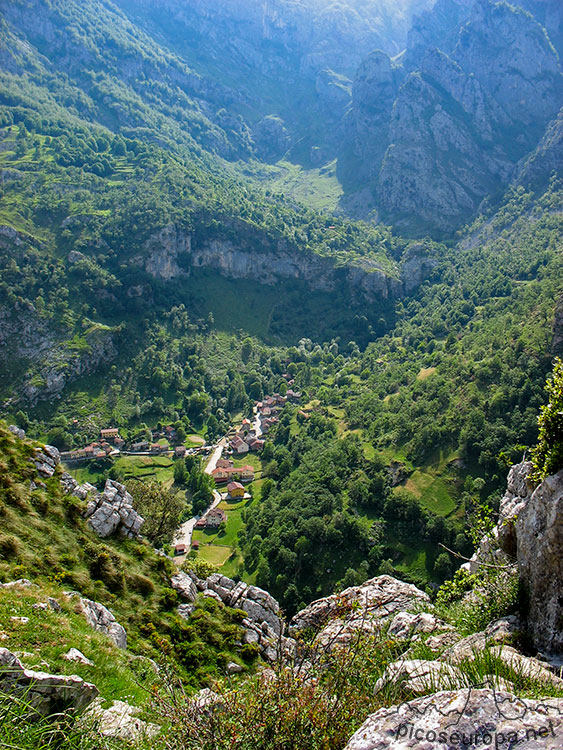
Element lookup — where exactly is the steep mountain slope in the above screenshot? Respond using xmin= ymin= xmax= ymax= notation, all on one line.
xmin=341 ymin=0 xmax=563 ymax=234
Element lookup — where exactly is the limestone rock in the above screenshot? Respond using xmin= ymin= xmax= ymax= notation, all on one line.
xmin=84 ymin=479 xmax=144 ymax=539
xmin=33 ymin=445 xmax=60 ymax=477
xmin=177 ymin=603 xmax=196 ymax=620
xmin=60 ymin=472 xmax=96 ymax=500
xmin=226 ymin=661 xmax=243 ymax=674
xmin=191 ymin=688 xmax=222 ymax=711
xmin=170 ymin=572 xmax=197 ymax=603
xmin=186 ymin=571 xmax=294 ymax=661
xmin=290 ymin=576 xmax=430 ymax=636
xmin=0 ymin=647 xmax=98 ymax=716
xmin=0 ymin=579 xmax=33 ymax=589
xmin=374 ymin=659 xmax=466 ymax=695
xmin=440 ymin=615 xmax=522 ymax=663
xmin=388 ymin=611 xmax=453 ymax=640
xmin=515 ymin=468 xmax=563 ymax=654
xmin=345 ymin=0 xmax=563 ymax=234
xmin=314 ymin=616 xmax=381 ymax=651
xmin=86 ymin=698 xmax=159 ymax=740
xmin=205 ymin=573 xmax=283 ymax=636
xmin=8 ymin=425 xmax=25 ymax=440
xmin=79 ymin=597 xmax=127 ymax=649
xmin=252 ymin=115 xmax=290 ymax=161
xmin=424 ymin=630 xmax=462 ymax=653
xmin=344 ymin=689 xmax=563 ymax=750
xmin=63 ymin=648 xmax=94 ymax=666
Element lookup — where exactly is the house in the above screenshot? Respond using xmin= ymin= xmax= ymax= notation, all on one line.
xmin=150 ymin=443 xmax=162 ymax=454
xmin=212 ymin=467 xmax=231 ymax=484
xmin=249 ymin=439 xmax=265 ymax=452
xmin=229 ymin=436 xmax=249 ymax=454
xmin=237 ymin=465 xmax=255 ymax=482
xmin=131 ymin=441 xmax=149 ymax=452
xmin=174 ymin=543 xmax=187 ymax=556
xmin=100 ymin=428 xmax=120 ymax=440
xmin=287 ymin=389 xmax=302 ymax=402
xmin=212 ymin=465 xmax=255 ymax=484
xmin=227 ymin=481 xmax=245 ymax=499
xmin=115 ymin=437 xmax=125 ymax=449
xmin=216 ymin=458 xmax=234 ymax=469
xmin=206 ymin=508 xmax=227 ymax=528
xmin=195 ymin=517 xmax=207 ymax=529
xmin=175 ymin=445 xmax=187 ymax=458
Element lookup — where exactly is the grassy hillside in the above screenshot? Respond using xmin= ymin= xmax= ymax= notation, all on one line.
xmin=0 ymin=421 xmax=260 ymax=694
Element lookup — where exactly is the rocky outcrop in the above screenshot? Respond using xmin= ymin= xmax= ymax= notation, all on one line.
xmin=182 ymin=570 xmax=295 ymax=661
xmin=513 ymin=469 xmax=563 ymax=655
xmin=78 ymin=598 xmax=127 ymax=649
xmin=0 ymin=579 xmax=34 ymax=589
xmin=345 ymin=689 xmax=563 ymax=750
xmin=290 ymin=575 xmax=431 ymax=649
xmin=517 ymin=108 xmax=563 ymax=190
xmin=86 ymin=698 xmax=159 ymax=740
xmin=63 ymin=648 xmax=94 ymax=666
xmin=387 ymin=611 xmax=453 ymax=640
xmin=82 ymin=479 xmax=145 ymax=540
xmin=0 ymin=304 xmax=118 ymax=407
xmin=375 ymin=658 xmax=465 ymax=695
xmin=135 ymin=223 xmax=403 ymax=305
xmin=0 ymin=647 xmax=98 ymax=716
xmin=470 ymin=461 xmax=563 ymax=656
xmin=170 ymin=572 xmax=198 ymax=603
xmin=252 ymin=115 xmax=291 ymax=162
xmin=341 ymin=51 xmax=401 ymax=185
xmin=33 ymin=445 xmax=60 ymax=478
xmin=8 ymin=425 xmax=25 ymax=440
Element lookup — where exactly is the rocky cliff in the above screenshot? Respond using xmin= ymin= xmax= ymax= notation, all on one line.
xmin=469 ymin=461 xmax=563 ymax=656
xmin=341 ymin=0 xmax=563 ymax=233
xmin=132 ymin=222 xmax=410 ymax=304
xmin=0 ymin=305 xmax=118 ymax=407
xmin=133 ymin=220 xmax=448 ymax=305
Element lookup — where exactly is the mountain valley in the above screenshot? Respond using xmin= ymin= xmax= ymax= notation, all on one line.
xmin=0 ymin=0 xmax=562 ymax=747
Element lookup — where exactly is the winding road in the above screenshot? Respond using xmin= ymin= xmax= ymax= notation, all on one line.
xmin=172 ymin=438 xmax=227 ymax=560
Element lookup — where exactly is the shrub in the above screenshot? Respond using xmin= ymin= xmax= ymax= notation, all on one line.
xmin=0 ymin=534 xmax=20 ymax=560
xmin=531 ymin=357 xmax=563 ymax=480
xmin=128 ymin=572 xmax=155 ymax=596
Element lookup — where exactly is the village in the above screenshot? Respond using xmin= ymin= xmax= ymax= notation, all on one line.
xmin=61 ymin=386 xmax=302 ymax=564
xmin=60 ymin=424 xmax=204 ymax=465
xmin=172 ymin=387 xmax=302 ymax=558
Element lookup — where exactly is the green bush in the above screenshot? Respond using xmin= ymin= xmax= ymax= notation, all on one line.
xmin=531 ymin=357 xmax=563 ymax=480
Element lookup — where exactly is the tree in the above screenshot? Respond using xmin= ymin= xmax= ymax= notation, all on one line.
xmin=127 ymin=481 xmax=185 ymax=547
xmin=531 ymin=357 xmax=563 ymax=480
xmin=255 ymin=556 xmax=270 ymax=588
xmin=174 ymin=459 xmax=187 ymax=485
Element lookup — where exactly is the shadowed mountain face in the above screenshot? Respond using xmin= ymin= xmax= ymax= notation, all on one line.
xmin=341 ymin=0 xmax=563 ymax=234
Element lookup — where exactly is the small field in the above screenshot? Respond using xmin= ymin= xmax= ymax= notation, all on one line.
xmin=68 ymin=454 xmax=176 ymax=487
xmin=403 ymin=470 xmax=456 ymax=516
